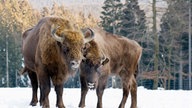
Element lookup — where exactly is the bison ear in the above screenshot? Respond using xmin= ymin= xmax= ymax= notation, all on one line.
xmin=82 ymin=28 xmax=94 ymax=43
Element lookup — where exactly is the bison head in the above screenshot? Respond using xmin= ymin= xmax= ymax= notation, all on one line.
xmin=51 ymin=26 xmax=94 ymax=71
xmin=81 ymin=55 xmax=109 ymax=89
xmin=80 ymin=28 xmax=109 ymax=89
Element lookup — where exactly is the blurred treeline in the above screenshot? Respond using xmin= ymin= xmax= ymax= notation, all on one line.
xmin=0 ymin=0 xmax=191 ymax=90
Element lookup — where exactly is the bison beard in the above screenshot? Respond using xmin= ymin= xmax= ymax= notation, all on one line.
xmin=78 ymin=27 xmax=142 ymax=108
xmin=21 ymin=16 xmax=94 ymax=108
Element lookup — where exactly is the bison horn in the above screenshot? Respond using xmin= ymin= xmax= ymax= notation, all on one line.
xmin=83 ymin=28 xmax=94 ymax=43
xmin=51 ymin=26 xmax=65 ymax=43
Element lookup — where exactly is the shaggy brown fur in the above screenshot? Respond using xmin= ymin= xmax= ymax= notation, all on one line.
xmin=82 ymin=40 xmax=101 ymax=64
xmin=21 ymin=16 xmax=93 ymax=108
xmin=38 ymin=17 xmax=84 ymax=64
xmin=79 ymin=27 xmax=142 ymax=108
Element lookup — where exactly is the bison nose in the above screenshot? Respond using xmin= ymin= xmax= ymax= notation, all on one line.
xmin=88 ymin=82 xmax=96 ymax=89
xmin=70 ymin=60 xmax=80 ymax=70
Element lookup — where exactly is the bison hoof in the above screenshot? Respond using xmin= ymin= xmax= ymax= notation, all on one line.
xmin=57 ymin=105 xmax=65 ymax=108
xmin=58 ymin=106 xmax=65 ymax=108
xmin=79 ymin=105 xmax=85 ymax=108
xmin=42 ymin=105 xmax=50 ymax=108
xmin=56 ymin=104 xmax=65 ymax=108
xmin=30 ymin=101 xmax=38 ymax=106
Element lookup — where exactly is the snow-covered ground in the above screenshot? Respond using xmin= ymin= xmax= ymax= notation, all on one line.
xmin=0 ymin=86 xmax=191 ymax=108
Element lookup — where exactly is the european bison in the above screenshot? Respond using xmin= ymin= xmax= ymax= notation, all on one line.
xmin=21 ymin=16 xmax=94 ymax=108
xmin=79 ymin=27 xmax=142 ymax=108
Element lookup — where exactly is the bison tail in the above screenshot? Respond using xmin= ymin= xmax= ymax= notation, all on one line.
xmin=134 ymin=64 xmax=139 ymax=78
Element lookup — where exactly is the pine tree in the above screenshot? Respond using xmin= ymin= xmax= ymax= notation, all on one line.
xmin=159 ymin=0 xmax=191 ymax=89
xmin=119 ymin=0 xmax=147 ymax=42
xmin=100 ymin=0 xmax=123 ymax=34
xmin=119 ymin=1 xmax=135 ymax=38
xmin=0 ymin=0 xmax=39 ymax=87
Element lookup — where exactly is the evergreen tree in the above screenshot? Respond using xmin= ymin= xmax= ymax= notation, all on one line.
xmin=159 ymin=0 xmax=191 ymax=89
xmin=0 ymin=0 xmax=40 ymax=87
xmin=100 ymin=0 xmax=123 ymax=34
xmin=119 ymin=1 xmax=136 ymax=38
xmin=119 ymin=0 xmax=147 ymax=43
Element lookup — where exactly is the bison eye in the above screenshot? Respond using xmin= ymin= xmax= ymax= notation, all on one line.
xmin=62 ymin=45 xmax=69 ymax=54
xmin=81 ymin=46 xmax=87 ymax=53
xmin=82 ymin=43 xmax=90 ymax=52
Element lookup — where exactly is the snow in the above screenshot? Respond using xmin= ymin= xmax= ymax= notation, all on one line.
xmin=0 ymin=86 xmax=191 ymax=108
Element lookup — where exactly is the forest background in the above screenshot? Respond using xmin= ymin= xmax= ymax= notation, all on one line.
xmin=0 ymin=0 xmax=191 ymax=90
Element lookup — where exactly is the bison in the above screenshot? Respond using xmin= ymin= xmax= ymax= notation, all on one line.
xmin=78 ymin=27 xmax=142 ymax=108
xmin=21 ymin=16 xmax=94 ymax=108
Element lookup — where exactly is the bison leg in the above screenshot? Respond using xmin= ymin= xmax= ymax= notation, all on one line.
xmin=28 ymin=70 xmax=38 ymax=106
xmin=119 ymin=71 xmax=131 ymax=108
xmin=130 ymin=77 xmax=137 ymax=108
xmin=118 ymin=84 xmax=130 ymax=108
xmin=39 ymin=73 xmax=51 ymax=108
xmin=40 ymin=87 xmax=43 ymax=106
xmin=79 ymin=75 xmax=88 ymax=108
xmin=55 ymin=84 xmax=65 ymax=108
xmin=96 ymin=75 xmax=108 ymax=108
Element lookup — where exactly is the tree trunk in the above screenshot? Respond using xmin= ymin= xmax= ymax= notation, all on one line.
xmin=179 ymin=49 xmax=183 ymax=89
xmin=188 ymin=0 xmax=191 ymax=90
xmin=167 ymin=36 xmax=174 ymax=89
xmin=6 ymin=34 xmax=9 ymax=87
xmin=152 ymin=0 xmax=159 ymax=89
